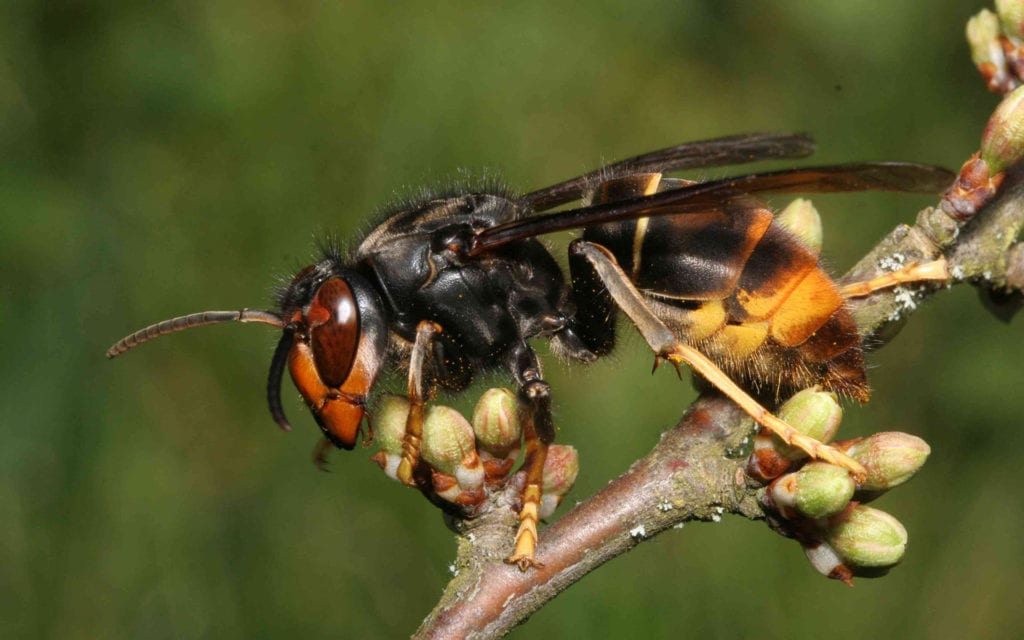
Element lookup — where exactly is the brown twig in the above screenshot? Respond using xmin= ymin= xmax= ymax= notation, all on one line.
xmin=410 ymin=162 xmax=1024 ymax=639
xmin=415 ymin=394 xmax=761 ymax=639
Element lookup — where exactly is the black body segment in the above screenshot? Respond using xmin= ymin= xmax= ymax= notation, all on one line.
xmin=357 ymin=194 xmax=587 ymax=392
xmin=626 ymin=207 xmax=772 ymax=301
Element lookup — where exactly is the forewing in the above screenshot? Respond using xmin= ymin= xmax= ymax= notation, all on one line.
xmin=523 ymin=132 xmax=816 ymax=211
xmin=471 ymin=162 xmax=955 ymax=255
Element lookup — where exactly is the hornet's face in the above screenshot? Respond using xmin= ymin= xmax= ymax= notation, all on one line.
xmin=105 ymin=258 xmax=389 ymax=451
xmin=273 ymin=263 xmax=389 ymax=449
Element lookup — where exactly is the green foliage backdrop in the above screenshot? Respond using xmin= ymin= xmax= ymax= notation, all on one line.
xmin=3 ymin=1 xmax=1021 ymax=637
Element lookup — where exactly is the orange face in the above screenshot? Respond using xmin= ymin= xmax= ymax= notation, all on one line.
xmin=285 ymin=276 xmax=383 ymax=449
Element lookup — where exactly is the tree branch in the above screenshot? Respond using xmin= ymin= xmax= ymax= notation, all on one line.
xmin=843 ymin=165 xmax=1024 ymax=338
xmin=415 ymin=394 xmax=759 ymax=640
xmin=412 ymin=158 xmax=1024 ymax=640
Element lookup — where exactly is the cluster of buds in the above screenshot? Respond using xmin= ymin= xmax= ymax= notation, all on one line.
xmin=967 ymin=1 xmax=1024 ymax=95
xmin=746 ymin=388 xmax=930 ymax=585
xmin=950 ymin=3 xmax=1024 ymax=222
xmin=370 ymin=389 xmax=579 ymax=518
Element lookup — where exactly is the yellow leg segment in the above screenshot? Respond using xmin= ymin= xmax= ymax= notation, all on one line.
xmin=660 ymin=344 xmax=866 ymax=481
xmin=840 ymin=258 xmax=948 ymax=298
xmin=507 ymin=483 xmax=543 ymax=570
xmin=396 ymin=321 xmax=441 ymax=487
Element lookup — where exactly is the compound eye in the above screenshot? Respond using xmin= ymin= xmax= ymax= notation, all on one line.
xmin=307 ymin=278 xmax=359 ymax=388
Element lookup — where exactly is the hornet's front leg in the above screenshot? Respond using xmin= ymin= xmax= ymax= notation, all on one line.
xmin=505 ymin=340 xmax=555 ymax=571
xmin=570 ymin=239 xmax=868 ymax=482
xmin=396 ymin=320 xmax=442 ymax=488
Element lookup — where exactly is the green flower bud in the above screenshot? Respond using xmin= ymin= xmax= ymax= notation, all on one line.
xmin=846 ymin=431 xmax=930 ymax=491
xmin=422 ymin=405 xmax=485 ymax=498
xmin=374 ymin=395 xmax=411 ymax=456
xmin=773 ymin=388 xmax=843 ymax=461
xmin=369 ymin=395 xmax=410 ymax=481
xmin=997 ymin=0 xmax=1024 ymax=41
xmin=768 ymin=462 xmax=855 ymax=520
xmin=538 ymin=445 xmax=579 ymax=519
xmin=777 ymin=198 xmax=823 ymax=255
xmin=981 ymin=85 xmax=1024 ymax=173
xmin=471 ymin=388 xmax=522 ymax=458
xmin=542 ymin=445 xmax=579 ymax=495
xmin=968 ymin=9 xmax=1007 ymax=69
xmin=422 ymin=405 xmax=476 ymax=475
xmin=794 ymin=463 xmax=856 ymax=518
xmin=825 ymin=505 xmax=907 ymax=569
xmin=746 ymin=388 xmax=843 ymax=483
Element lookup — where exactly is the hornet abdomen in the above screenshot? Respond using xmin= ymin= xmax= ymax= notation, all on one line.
xmin=575 ymin=173 xmax=868 ymax=402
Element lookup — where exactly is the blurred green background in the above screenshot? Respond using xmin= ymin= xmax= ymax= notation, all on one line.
xmin=3 ymin=0 xmax=1022 ymax=638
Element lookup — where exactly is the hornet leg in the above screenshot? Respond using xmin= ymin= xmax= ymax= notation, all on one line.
xmin=505 ymin=340 xmax=555 ymax=571
xmin=840 ymin=258 xmax=948 ymax=298
xmin=396 ymin=320 xmax=441 ymax=488
xmin=570 ymin=239 xmax=868 ymax=482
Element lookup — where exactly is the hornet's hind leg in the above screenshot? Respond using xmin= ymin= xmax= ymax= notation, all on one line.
xmin=840 ymin=258 xmax=949 ymax=298
xmin=570 ymin=239 xmax=868 ymax=481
